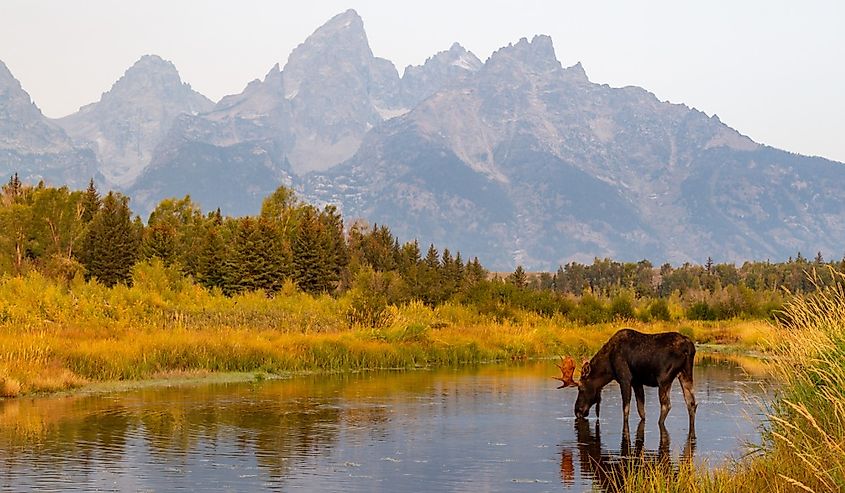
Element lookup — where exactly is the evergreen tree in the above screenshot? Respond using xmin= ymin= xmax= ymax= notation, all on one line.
xmin=196 ymin=226 xmax=227 ymax=290
xmin=223 ymin=218 xmax=287 ymax=295
xmin=424 ymin=244 xmax=440 ymax=269
xmin=465 ymin=257 xmax=487 ymax=285
xmin=141 ymin=223 xmax=178 ymax=265
xmin=80 ymin=179 xmax=100 ymax=223
xmin=507 ymin=265 xmax=528 ymax=288
xmin=79 ymin=192 xmax=139 ymax=287
xmin=318 ymin=204 xmax=348 ymax=290
xmin=292 ymin=210 xmax=331 ymax=294
xmin=2 ymin=173 xmax=23 ymax=203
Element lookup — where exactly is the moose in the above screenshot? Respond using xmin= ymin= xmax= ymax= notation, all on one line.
xmin=554 ymin=328 xmax=697 ymax=429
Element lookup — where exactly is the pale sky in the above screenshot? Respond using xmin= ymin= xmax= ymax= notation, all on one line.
xmin=2 ymin=0 xmax=843 ymax=162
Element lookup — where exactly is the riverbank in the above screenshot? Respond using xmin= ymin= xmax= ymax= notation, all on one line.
xmin=0 ymin=270 xmax=773 ymax=398
xmin=621 ymin=273 xmax=845 ymax=492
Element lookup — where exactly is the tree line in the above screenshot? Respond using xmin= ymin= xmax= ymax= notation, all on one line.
xmin=0 ymin=175 xmax=486 ymax=303
xmin=2 ymin=173 xmax=840 ymax=324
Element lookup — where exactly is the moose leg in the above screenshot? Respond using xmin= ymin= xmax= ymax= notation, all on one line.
xmin=657 ymin=381 xmax=672 ymax=425
xmin=619 ymin=379 xmax=633 ymax=422
xmin=678 ymin=370 xmax=697 ymax=434
xmin=615 ymin=361 xmax=633 ymax=422
xmin=633 ymin=383 xmax=646 ymax=421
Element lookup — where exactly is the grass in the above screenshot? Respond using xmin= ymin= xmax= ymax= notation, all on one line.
xmin=618 ymin=271 xmax=845 ymax=492
xmin=0 ymin=264 xmax=774 ymax=398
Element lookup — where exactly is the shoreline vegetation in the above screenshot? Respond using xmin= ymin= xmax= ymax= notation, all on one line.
xmin=0 ymin=264 xmax=773 ymax=399
xmin=620 ymin=272 xmax=845 ymax=492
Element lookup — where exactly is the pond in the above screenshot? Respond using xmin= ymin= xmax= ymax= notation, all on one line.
xmin=0 ymin=357 xmax=770 ymax=492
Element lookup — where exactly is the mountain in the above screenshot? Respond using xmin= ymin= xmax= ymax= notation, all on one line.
xmin=56 ymin=55 xmax=213 ymax=187
xmin=0 ymin=60 xmax=98 ymax=187
xmin=400 ymin=42 xmax=482 ymax=107
xmin=128 ymin=9 xmax=416 ymax=216
xmin=304 ymin=35 xmax=845 ymax=269
xmin=5 ymin=11 xmax=845 ymax=269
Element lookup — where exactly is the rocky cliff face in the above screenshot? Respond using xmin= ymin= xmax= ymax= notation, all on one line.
xmin=0 ymin=61 xmax=98 ymax=187
xmin=400 ymin=42 xmax=482 ymax=107
xmin=303 ymin=35 xmax=845 ymax=269
xmin=56 ymin=55 xmax=213 ymax=187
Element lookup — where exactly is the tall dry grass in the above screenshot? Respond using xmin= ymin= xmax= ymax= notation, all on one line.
xmin=0 ymin=262 xmax=773 ymax=397
xmin=620 ymin=270 xmax=845 ymax=492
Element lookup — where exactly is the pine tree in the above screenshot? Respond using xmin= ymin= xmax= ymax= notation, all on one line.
xmin=141 ymin=223 xmax=178 ymax=265
xmin=292 ymin=211 xmax=331 ymax=294
xmin=223 ymin=218 xmax=287 ymax=295
xmin=424 ymin=244 xmax=440 ymax=269
xmin=318 ymin=204 xmax=348 ymax=290
xmin=507 ymin=265 xmax=528 ymax=288
xmin=2 ymin=173 xmax=23 ymax=202
xmin=465 ymin=257 xmax=487 ymax=285
xmin=80 ymin=179 xmax=100 ymax=223
xmin=196 ymin=226 xmax=227 ymax=290
xmin=79 ymin=192 xmax=139 ymax=286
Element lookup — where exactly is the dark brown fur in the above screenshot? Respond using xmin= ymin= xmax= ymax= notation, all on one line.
xmin=573 ymin=328 xmax=697 ymax=429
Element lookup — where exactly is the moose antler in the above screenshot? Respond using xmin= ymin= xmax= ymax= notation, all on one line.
xmin=553 ymin=356 xmax=577 ymax=389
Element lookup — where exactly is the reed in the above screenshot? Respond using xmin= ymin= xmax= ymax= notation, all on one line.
xmin=620 ymin=270 xmax=845 ymax=492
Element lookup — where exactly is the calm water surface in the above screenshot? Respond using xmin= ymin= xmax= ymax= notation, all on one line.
xmin=0 ymin=357 xmax=770 ymax=492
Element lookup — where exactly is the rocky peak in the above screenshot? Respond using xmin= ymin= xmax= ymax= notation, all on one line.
xmin=214 ymin=62 xmax=285 ymax=114
xmin=279 ymin=9 xmax=403 ymax=174
xmin=400 ymin=42 xmax=482 ymax=106
xmin=0 ymin=60 xmax=46 ymax=125
xmin=56 ymin=55 xmax=213 ymax=187
xmin=0 ymin=59 xmax=75 ymax=151
xmin=283 ymin=9 xmax=372 ymax=100
xmin=563 ymin=61 xmax=589 ymax=82
xmin=90 ymin=54 xmax=212 ymax=111
xmin=484 ymin=35 xmax=562 ymax=75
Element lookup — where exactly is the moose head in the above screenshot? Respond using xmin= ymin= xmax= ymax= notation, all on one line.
xmin=553 ymin=356 xmax=602 ymax=419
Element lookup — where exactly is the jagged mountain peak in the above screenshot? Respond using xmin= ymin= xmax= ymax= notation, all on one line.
xmin=0 ymin=59 xmax=97 ymax=186
xmin=0 ymin=59 xmax=62 ymax=141
xmin=485 ymin=34 xmax=561 ymax=73
xmin=399 ymin=42 xmax=482 ymax=106
xmin=97 ymin=54 xmax=208 ymax=105
xmin=320 ymin=8 xmax=364 ymax=33
xmin=432 ymin=42 xmax=482 ymax=71
xmin=0 ymin=60 xmax=19 ymax=86
xmin=288 ymin=8 xmax=368 ymax=59
xmin=56 ymin=54 xmax=213 ymax=187
xmin=564 ymin=61 xmax=589 ymax=81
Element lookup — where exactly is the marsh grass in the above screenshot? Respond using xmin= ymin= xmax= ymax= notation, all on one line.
xmin=619 ymin=270 xmax=845 ymax=492
xmin=0 ymin=264 xmax=772 ymax=397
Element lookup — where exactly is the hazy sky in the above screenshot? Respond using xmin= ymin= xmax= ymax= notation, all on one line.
xmin=2 ymin=0 xmax=843 ymax=162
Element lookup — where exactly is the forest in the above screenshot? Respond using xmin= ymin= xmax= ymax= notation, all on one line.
xmin=1 ymin=173 xmax=841 ymax=326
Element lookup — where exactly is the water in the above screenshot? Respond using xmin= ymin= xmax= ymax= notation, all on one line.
xmin=0 ymin=357 xmax=770 ymax=492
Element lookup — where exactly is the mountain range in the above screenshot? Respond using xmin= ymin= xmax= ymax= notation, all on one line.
xmin=1 ymin=9 xmax=843 ymax=270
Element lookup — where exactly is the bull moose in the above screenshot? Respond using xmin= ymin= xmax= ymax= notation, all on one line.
xmin=554 ymin=328 xmax=697 ymax=429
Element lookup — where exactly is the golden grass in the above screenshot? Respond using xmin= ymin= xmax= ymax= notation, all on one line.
xmin=619 ymin=270 xmax=845 ymax=492
xmin=0 ymin=266 xmax=773 ymax=397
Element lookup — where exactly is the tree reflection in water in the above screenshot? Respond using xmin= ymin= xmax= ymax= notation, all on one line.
xmin=561 ymin=419 xmax=696 ymax=491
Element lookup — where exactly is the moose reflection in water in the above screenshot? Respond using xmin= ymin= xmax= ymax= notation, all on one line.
xmin=560 ymin=418 xmax=697 ymax=490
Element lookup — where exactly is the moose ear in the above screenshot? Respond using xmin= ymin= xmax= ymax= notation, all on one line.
xmin=581 ymin=360 xmax=591 ymax=378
